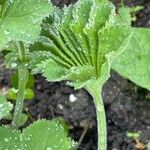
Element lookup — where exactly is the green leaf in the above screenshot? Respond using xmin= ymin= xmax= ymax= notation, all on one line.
xmin=6 ymin=88 xmax=17 ymax=100
xmin=112 ymin=28 xmax=150 ymax=90
xmin=6 ymin=88 xmax=34 ymax=100
xmin=0 ymin=119 xmax=76 ymax=150
xmin=11 ymin=72 xmax=35 ymax=89
xmin=117 ymin=7 xmax=132 ymax=26
xmin=0 ymin=0 xmax=52 ymax=51
xmin=66 ymin=65 xmax=95 ymax=82
xmin=42 ymin=59 xmax=96 ymax=83
xmin=19 ymin=113 xmax=28 ymax=127
xmin=24 ymin=89 xmax=35 ymax=100
xmin=39 ymin=59 xmax=67 ymax=82
xmin=2 ymin=112 xmax=12 ymax=120
xmin=31 ymin=0 xmax=131 ymax=89
xmin=23 ymin=120 xmax=75 ymax=150
xmin=126 ymin=131 xmax=141 ymax=139
xmin=0 ymin=94 xmax=13 ymax=119
xmin=29 ymin=1 xmax=133 ymax=149
xmin=116 ymin=6 xmax=143 ymax=26
xmin=4 ymin=48 xmax=19 ymax=69
xmin=0 ymin=126 xmax=21 ymax=150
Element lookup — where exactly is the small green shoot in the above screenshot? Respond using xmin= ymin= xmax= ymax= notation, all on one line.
xmin=127 ymin=131 xmax=141 ymax=139
xmin=146 ymin=93 xmax=150 ymax=100
xmin=6 ymin=88 xmax=34 ymax=100
xmin=117 ymin=5 xmax=143 ymax=26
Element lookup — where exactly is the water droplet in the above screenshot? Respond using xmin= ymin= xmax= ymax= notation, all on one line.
xmin=4 ymin=138 xmax=9 ymax=142
xmin=11 ymin=63 xmax=17 ymax=68
xmin=4 ymin=30 xmax=10 ymax=35
xmin=46 ymin=147 xmax=52 ymax=150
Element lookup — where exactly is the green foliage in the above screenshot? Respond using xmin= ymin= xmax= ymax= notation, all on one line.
xmin=0 ymin=120 xmax=76 ymax=150
xmin=30 ymin=1 xmax=133 ymax=149
xmin=31 ymin=0 xmax=131 ymax=89
xmin=6 ymin=88 xmax=17 ymax=100
xmin=0 ymin=0 xmax=52 ymax=51
xmin=24 ymin=89 xmax=35 ymax=100
xmin=111 ymin=5 xmax=150 ymax=90
xmin=117 ymin=5 xmax=143 ymax=26
xmin=0 ymin=94 xmax=13 ymax=119
xmin=0 ymin=1 xmax=78 ymax=149
xmin=6 ymin=88 xmax=34 ymax=100
xmin=113 ymin=28 xmax=150 ymax=90
xmin=11 ymin=72 xmax=35 ymax=89
xmin=6 ymin=72 xmax=35 ymax=101
xmin=19 ymin=113 xmax=28 ymax=127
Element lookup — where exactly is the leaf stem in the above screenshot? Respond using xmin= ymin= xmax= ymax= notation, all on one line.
xmin=12 ymin=42 xmax=28 ymax=129
xmin=17 ymin=41 xmax=26 ymax=62
xmin=86 ymin=85 xmax=107 ymax=150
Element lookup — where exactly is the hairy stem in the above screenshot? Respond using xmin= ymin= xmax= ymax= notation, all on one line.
xmin=12 ymin=42 xmax=28 ymax=128
xmin=17 ymin=41 xmax=26 ymax=62
xmin=86 ymin=86 xmax=107 ymax=150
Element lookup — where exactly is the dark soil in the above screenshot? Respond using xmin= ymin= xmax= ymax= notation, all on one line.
xmin=0 ymin=0 xmax=150 ymax=150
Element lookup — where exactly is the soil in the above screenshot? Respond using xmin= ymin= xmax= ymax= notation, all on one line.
xmin=0 ymin=0 xmax=150 ymax=150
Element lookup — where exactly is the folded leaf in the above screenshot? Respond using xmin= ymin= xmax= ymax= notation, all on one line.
xmin=31 ymin=1 xmax=131 ymax=89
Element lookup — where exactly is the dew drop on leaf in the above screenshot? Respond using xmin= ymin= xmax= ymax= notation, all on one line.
xmin=4 ymin=138 xmax=9 ymax=142
xmin=46 ymin=147 xmax=52 ymax=150
xmin=4 ymin=30 xmax=10 ymax=35
xmin=11 ymin=63 xmax=17 ymax=68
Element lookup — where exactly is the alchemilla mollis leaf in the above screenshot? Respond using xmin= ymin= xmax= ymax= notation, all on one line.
xmin=0 ymin=119 xmax=76 ymax=150
xmin=112 ymin=28 xmax=150 ymax=90
xmin=0 ymin=0 xmax=52 ymax=51
xmin=0 ymin=126 xmax=21 ymax=150
xmin=0 ymin=94 xmax=13 ymax=119
xmin=31 ymin=0 xmax=131 ymax=89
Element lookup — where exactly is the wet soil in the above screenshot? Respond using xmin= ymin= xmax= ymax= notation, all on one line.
xmin=0 ymin=0 xmax=150 ymax=150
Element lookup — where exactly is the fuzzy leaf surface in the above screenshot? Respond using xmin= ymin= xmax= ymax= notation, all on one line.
xmin=0 ymin=0 xmax=52 ymax=51
xmin=0 ymin=94 xmax=13 ymax=119
xmin=0 ymin=120 xmax=75 ymax=150
xmin=31 ymin=0 xmax=131 ymax=89
xmin=112 ymin=28 xmax=150 ymax=90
